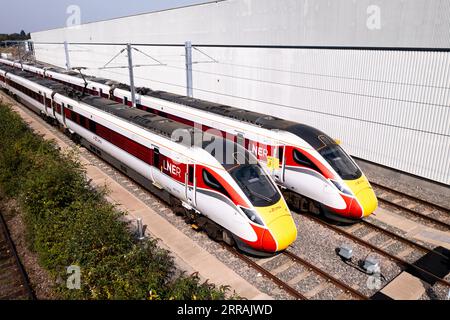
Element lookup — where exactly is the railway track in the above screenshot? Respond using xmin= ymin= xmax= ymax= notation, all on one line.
xmin=360 ymin=219 xmax=449 ymax=261
xmin=0 ymin=211 xmax=34 ymax=300
xmin=305 ymin=213 xmax=450 ymax=288
xmin=372 ymin=182 xmax=450 ymax=229
xmin=223 ymin=245 xmax=368 ymax=300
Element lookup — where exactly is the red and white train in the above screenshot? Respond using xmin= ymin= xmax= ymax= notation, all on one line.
xmin=0 ymin=64 xmax=298 ymax=256
xmin=0 ymin=58 xmax=378 ymax=222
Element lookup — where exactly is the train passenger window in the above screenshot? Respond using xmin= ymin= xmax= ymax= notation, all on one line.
xmin=89 ymin=119 xmax=97 ymax=133
xmin=293 ymin=149 xmax=321 ymax=173
xmin=79 ymin=115 xmax=87 ymax=128
xmin=124 ymin=97 xmax=128 ymax=106
xmin=202 ymin=169 xmax=231 ymax=199
xmin=188 ymin=166 xmax=194 ymax=184
xmin=153 ymin=148 xmax=160 ymax=168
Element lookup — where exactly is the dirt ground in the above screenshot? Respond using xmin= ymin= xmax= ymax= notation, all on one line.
xmin=0 ymin=47 xmax=19 ymax=56
xmin=0 ymin=46 xmax=34 ymax=62
xmin=0 ymin=194 xmax=58 ymax=300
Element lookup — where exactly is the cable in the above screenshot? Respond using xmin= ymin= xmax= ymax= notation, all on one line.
xmin=97 ymin=69 xmax=450 ymax=138
xmin=192 ymin=47 xmax=219 ymax=63
xmin=102 ymin=48 xmax=126 ymax=69
xmin=35 ymin=42 xmax=448 ymax=137
xmin=132 ymin=47 xmax=165 ymax=66
xmin=31 ymin=41 xmax=450 ymax=52
xmin=215 ymin=61 xmax=450 ymax=91
xmin=162 ymin=64 xmax=450 ymax=109
xmin=33 ymin=42 xmax=450 ymax=90
xmin=342 ymin=259 xmax=387 ymax=281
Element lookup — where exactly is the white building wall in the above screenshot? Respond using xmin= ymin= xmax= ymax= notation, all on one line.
xmin=31 ymin=0 xmax=450 ymax=185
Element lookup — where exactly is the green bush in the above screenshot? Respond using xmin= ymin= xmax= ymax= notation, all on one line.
xmin=0 ymin=103 xmax=232 ymax=300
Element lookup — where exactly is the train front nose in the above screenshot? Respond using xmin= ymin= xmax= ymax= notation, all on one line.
xmin=256 ymin=199 xmax=298 ymax=252
xmin=263 ymin=216 xmax=298 ymax=252
xmin=345 ymin=175 xmax=378 ymax=218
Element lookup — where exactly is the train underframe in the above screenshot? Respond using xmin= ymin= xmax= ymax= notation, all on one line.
xmin=283 ymin=190 xmax=362 ymax=224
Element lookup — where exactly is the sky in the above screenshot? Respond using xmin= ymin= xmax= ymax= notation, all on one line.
xmin=0 ymin=0 xmax=208 ymax=34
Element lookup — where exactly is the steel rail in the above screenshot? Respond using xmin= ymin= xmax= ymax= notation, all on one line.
xmin=0 ymin=211 xmax=34 ymax=300
xmin=304 ymin=213 xmax=450 ymax=288
xmin=377 ymin=197 xmax=450 ymax=229
xmin=221 ymin=245 xmax=307 ymax=300
xmin=372 ymin=182 xmax=450 ymax=214
xmin=360 ymin=220 xmax=450 ymax=261
xmin=283 ymin=250 xmax=368 ymax=300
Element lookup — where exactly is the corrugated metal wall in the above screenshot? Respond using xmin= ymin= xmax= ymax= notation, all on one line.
xmin=31 ymin=0 xmax=450 ymax=185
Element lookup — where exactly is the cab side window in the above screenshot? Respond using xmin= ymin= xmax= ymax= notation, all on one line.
xmin=293 ymin=149 xmax=321 ymax=173
xmin=202 ymin=169 xmax=231 ymax=199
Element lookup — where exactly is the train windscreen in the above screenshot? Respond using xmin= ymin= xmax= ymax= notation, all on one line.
xmin=229 ymin=164 xmax=281 ymax=207
xmin=319 ymin=145 xmax=362 ymax=180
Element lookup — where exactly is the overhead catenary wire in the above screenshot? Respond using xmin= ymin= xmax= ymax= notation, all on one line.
xmin=65 ymin=45 xmax=450 ymax=109
xmin=32 ymin=41 xmax=450 ymax=52
xmin=97 ymin=68 xmax=450 ymax=138
xmin=132 ymin=47 xmax=166 ymax=66
xmin=214 ymin=61 xmax=450 ymax=91
xmin=34 ymin=42 xmax=450 ymax=90
xmin=101 ymin=47 xmax=126 ymax=69
xmin=162 ymin=64 xmax=450 ymax=109
xmin=43 ymin=41 xmax=448 ymax=137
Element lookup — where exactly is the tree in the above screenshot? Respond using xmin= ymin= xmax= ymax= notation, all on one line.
xmin=0 ymin=31 xmax=31 ymax=42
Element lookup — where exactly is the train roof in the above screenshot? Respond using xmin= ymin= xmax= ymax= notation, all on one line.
xmin=2 ymin=65 xmax=71 ymax=94
xmin=79 ymin=95 xmax=251 ymax=160
xmin=138 ymin=88 xmax=336 ymax=150
xmin=80 ymin=95 xmax=196 ymax=143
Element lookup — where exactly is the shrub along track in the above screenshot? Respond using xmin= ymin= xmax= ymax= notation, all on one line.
xmin=0 ymin=98 xmax=229 ymax=300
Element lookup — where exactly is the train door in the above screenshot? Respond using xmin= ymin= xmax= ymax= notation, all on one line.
xmin=151 ymin=147 xmax=163 ymax=188
xmin=186 ymin=164 xmax=197 ymax=207
xmin=272 ymin=145 xmax=286 ymax=184
xmin=61 ymin=102 xmax=67 ymax=128
xmin=236 ymin=133 xmax=245 ymax=148
xmin=51 ymin=92 xmax=57 ymax=119
xmin=43 ymin=93 xmax=50 ymax=117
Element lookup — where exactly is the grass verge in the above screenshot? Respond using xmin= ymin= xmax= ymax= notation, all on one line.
xmin=0 ymin=102 xmax=233 ymax=300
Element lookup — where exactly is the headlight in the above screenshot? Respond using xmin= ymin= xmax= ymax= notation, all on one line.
xmin=241 ymin=208 xmax=264 ymax=226
xmin=331 ymin=180 xmax=353 ymax=196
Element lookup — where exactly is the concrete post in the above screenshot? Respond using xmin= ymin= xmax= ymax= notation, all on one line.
xmin=127 ymin=43 xmax=137 ymax=108
xmin=64 ymin=41 xmax=71 ymax=70
xmin=136 ymin=218 xmax=145 ymax=241
xmin=185 ymin=41 xmax=193 ymax=98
